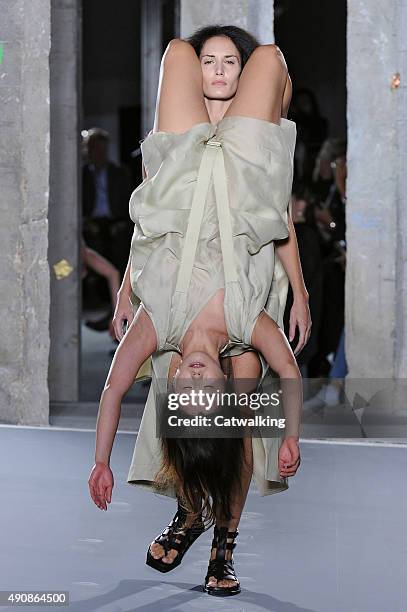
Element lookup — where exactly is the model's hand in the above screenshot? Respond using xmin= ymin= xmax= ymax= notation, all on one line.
xmin=288 ymin=294 xmax=311 ymax=356
xmin=112 ymin=291 xmax=135 ymax=341
xmin=279 ymin=437 xmax=300 ymax=477
xmin=88 ymin=462 xmax=114 ymax=510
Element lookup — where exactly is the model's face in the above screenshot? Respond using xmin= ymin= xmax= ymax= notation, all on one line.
xmin=173 ymin=351 xmax=226 ymax=394
xmin=199 ymin=36 xmax=242 ymax=100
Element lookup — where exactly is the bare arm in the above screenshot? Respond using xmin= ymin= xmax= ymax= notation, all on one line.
xmin=83 ymin=245 xmax=121 ymax=307
xmin=95 ymin=305 xmax=157 ymax=466
xmin=251 ymin=311 xmax=302 ymax=441
xmin=112 ymin=158 xmax=148 ymax=340
xmin=274 ymin=209 xmax=312 ymax=354
xmin=275 ymin=209 xmax=308 ymax=298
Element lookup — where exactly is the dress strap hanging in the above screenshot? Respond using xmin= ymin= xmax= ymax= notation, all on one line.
xmin=173 ymin=136 xmax=238 ymax=314
xmin=211 ymin=140 xmax=238 ymax=284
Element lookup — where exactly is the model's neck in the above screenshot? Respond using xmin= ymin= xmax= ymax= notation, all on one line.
xmin=179 ymin=327 xmax=226 ymax=361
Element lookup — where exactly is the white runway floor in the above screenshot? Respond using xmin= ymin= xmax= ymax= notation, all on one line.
xmin=0 ymin=425 xmax=406 ymax=612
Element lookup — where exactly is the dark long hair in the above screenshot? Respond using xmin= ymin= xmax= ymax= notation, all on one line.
xmin=154 ymin=356 xmax=249 ymax=528
xmin=184 ymin=24 xmax=260 ymax=69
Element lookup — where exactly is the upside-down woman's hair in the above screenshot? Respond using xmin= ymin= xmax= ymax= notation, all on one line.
xmin=184 ymin=24 xmax=260 ymax=69
xmin=154 ymin=356 xmax=249 ymax=528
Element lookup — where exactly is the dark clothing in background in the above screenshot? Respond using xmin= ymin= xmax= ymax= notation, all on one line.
xmin=311 ymin=176 xmax=333 ymax=203
xmin=307 ymin=255 xmax=345 ymax=377
xmin=83 ymin=161 xmax=132 ymax=220
xmin=82 ymin=161 xmax=133 ymax=277
xmin=324 ymin=184 xmax=346 ymax=243
xmin=293 ymin=112 xmax=329 ymax=181
xmin=82 ymin=161 xmax=133 ymax=307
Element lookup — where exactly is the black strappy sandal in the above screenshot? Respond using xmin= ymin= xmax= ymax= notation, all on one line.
xmin=203 ymin=525 xmax=241 ymax=596
xmin=146 ymin=500 xmax=205 ymax=573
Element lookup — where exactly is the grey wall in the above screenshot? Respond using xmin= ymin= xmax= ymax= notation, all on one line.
xmin=181 ymin=0 xmax=274 ymax=43
xmin=346 ymin=0 xmax=407 ymax=383
xmin=48 ymin=0 xmax=82 ymax=403
xmin=0 ymin=0 xmax=51 ymax=424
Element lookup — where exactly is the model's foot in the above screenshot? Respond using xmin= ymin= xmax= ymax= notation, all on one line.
xmin=149 ymin=514 xmax=199 ymax=565
xmin=149 ymin=537 xmax=181 ymax=564
xmin=206 ymin=533 xmax=239 ymax=589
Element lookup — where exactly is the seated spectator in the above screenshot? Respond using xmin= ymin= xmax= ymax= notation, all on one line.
xmin=82 ymin=128 xmax=133 ymax=306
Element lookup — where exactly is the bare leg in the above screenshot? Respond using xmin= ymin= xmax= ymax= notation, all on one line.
xmin=153 ymin=39 xmax=210 ymax=134
xmin=224 ymin=43 xmax=290 ymax=125
xmin=251 ymin=311 xmax=302 ymax=441
xmin=206 ymin=436 xmax=253 ymax=590
xmin=205 ymin=352 xmax=260 ymax=590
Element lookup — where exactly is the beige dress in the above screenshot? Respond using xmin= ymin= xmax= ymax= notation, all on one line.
xmin=127 ymin=115 xmax=297 ymax=497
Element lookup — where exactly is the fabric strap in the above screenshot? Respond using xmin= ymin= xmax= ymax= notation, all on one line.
xmin=173 ymin=136 xmax=238 ymax=313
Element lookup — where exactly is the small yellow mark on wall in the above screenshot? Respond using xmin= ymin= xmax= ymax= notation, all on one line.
xmin=391 ymin=72 xmax=401 ymax=89
xmin=53 ymin=259 xmax=73 ymax=279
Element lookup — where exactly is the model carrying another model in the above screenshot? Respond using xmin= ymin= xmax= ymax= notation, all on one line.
xmin=89 ymin=24 xmax=311 ymax=597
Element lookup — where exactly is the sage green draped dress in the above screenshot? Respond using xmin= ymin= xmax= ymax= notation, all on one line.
xmin=126 ymin=115 xmax=297 ymax=497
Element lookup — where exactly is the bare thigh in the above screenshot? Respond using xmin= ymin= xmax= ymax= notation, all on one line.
xmin=153 ymin=39 xmax=210 ymax=134
xmin=224 ymin=44 xmax=290 ymax=125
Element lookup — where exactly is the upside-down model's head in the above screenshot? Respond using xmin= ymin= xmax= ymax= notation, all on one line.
xmin=185 ymin=25 xmax=259 ymax=102
xmin=154 ymin=355 xmax=250 ymax=528
xmin=171 ymin=350 xmax=227 ymax=394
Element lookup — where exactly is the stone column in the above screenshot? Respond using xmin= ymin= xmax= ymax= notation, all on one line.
xmin=48 ymin=0 xmax=81 ymax=403
xmin=395 ymin=0 xmax=407 ymax=379
xmin=346 ymin=0 xmax=407 ymax=380
xmin=141 ymin=0 xmax=163 ymax=137
xmin=0 ymin=1 xmax=51 ymax=424
xmin=181 ymin=0 xmax=274 ymax=44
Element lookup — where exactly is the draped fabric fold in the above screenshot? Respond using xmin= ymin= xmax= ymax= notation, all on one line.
xmin=129 ymin=115 xmax=296 ymax=351
xmin=127 ymin=115 xmax=298 ymax=497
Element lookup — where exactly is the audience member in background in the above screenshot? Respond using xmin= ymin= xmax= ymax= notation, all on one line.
xmin=283 ymin=183 xmax=323 ymax=376
xmin=82 ymin=128 xmax=133 ymax=308
xmin=313 ymin=139 xmax=347 ymax=257
xmin=311 ymin=138 xmax=336 ymax=202
xmin=81 ymin=238 xmax=120 ymax=339
xmin=304 ymin=246 xmax=348 ymax=410
xmin=308 ymin=143 xmax=347 ymax=378
xmin=290 ymin=88 xmax=328 ymax=182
